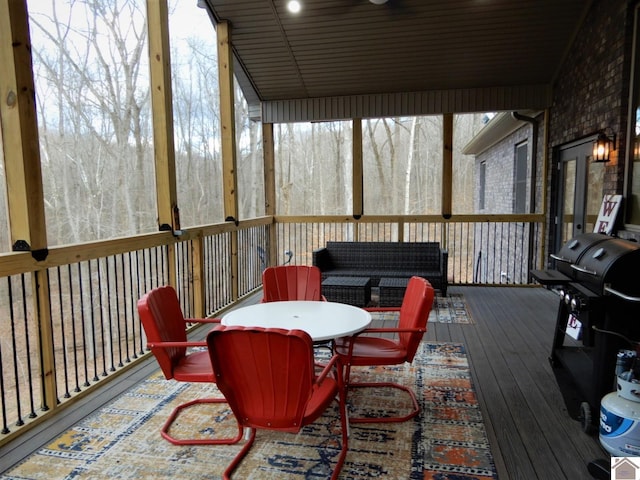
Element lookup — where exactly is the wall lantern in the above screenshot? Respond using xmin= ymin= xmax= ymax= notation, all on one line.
xmin=593 ymin=130 xmax=616 ymax=163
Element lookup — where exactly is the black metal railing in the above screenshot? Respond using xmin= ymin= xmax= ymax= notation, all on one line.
xmin=275 ymin=215 xmax=545 ymax=285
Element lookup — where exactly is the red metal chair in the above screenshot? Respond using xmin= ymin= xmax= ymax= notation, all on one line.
xmin=261 ymin=265 xmax=326 ymax=302
xmin=334 ymin=276 xmax=435 ymax=423
xmin=207 ymin=325 xmax=348 ymax=480
xmin=137 ymin=285 xmax=242 ymax=446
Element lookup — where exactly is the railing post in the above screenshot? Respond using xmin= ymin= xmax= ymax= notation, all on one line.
xmin=34 ymin=270 xmax=56 ymax=413
xmin=441 ymin=219 xmax=448 ymax=252
xmin=231 ymin=229 xmax=239 ymax=301
xmin=167 ymin=243 xmax=177 ymax=293
xmin=191 ymin=235 xmax=205 ymax=317
xmin=268 ymin=221 xmax=277 ymax=269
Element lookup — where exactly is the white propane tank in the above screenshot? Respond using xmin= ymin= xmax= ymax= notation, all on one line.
xmin=600 ymin=391 xmax=640 ymax=456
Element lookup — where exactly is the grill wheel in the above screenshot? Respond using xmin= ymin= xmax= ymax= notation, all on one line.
xmin=578 ymin=401 xmax=594 ymax=434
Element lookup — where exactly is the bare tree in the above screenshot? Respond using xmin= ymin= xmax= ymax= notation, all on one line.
xmin=172 ymin=36 xmax=225 ymax=226
xmin=30 ymin=0 xmax=153 ymax=245
xmin=404 ymin=117 xmax=418 ymax=213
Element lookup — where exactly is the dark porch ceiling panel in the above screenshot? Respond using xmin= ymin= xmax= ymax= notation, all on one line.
xmin=200 ymin=0 xmax=593 ymax=120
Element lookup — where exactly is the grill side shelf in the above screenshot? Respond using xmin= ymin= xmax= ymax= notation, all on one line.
xmin=531 ymin=269 xmax=572 ymax=285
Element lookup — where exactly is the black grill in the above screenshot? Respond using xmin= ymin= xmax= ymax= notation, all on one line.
xmin=532 ymin=233 xmax=640 ymax=431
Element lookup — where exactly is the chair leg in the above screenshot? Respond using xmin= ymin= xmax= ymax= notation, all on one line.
xmin=220 ymin=385 xmax=348 ymax=480
xmin=331 ymin=370 xmax=349 ymax=480
xmin=346 ymin=381 xmax=420 ymax=423
xmin=161 ymin=398 xmax=243 ymax=446
xmin=223 ymin=428 xmax=256 ymax=480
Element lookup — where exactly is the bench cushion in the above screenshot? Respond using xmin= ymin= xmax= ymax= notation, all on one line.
xmin=321 ymin=269 xmax=441 ymax=284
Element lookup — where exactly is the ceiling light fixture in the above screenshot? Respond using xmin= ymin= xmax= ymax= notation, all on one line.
xmin=369 ymin=0 xmax=389 ymax=4
xmin=287 ymin=0 xmax=301 ymax=13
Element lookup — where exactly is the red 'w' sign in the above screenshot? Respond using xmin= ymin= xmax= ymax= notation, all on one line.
xmin=595 ymin=194 xmax=622 ymax=234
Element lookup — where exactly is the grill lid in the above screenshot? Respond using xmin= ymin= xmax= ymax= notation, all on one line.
xmin=572 ymin=237 xmax=640 ymax=296
xmin=551 ymin=232 xmax=612 ymax=278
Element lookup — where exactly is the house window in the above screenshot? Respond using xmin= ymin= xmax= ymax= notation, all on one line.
xmin=479 ymin=161 xmax=486 ymax=210
xmin=514 ymin=142 xmax=528 ymax=213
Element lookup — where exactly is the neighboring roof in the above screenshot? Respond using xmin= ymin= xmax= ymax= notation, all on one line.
xmin=199 ymin=0 xmax=592 ymax=120
xmin=462 ymin=111 xmax=541 ymax=155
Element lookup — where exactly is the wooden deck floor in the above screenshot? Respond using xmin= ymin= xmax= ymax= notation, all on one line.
xmin=0 ymin=286 xmax=607 ymax=478
xmin=432 ymin=286 xmax=606 ymax=480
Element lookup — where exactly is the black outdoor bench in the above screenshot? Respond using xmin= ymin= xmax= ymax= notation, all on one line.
xmin=312 ymin=241 xmax=448 ymax=300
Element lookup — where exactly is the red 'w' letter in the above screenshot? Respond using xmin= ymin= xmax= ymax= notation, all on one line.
xmin=601 ymin=196 xmax=618 ymax=216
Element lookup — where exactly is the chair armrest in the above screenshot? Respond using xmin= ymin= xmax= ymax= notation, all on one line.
xmin=314 ymin=354 xmax=340 ymax=385
xmin=352 ymin=327 xmax=426 ymax=336
xmin=338 ymin=327 xmax=426 ymax=357
xmin=147 ymin=340 xmax=207 ymax=348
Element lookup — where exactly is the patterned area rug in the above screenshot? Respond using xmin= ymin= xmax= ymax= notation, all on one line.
xmin=373 ymin=293 xmax=474 ymax=325
xmin=429 ymin=293 xmax=474 ymax=324
xmin=2 ymin=342 xmax=495 ymax=480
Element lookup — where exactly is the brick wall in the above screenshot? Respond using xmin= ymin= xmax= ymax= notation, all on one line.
xmin=476 ymin=127 xmax=530 ymax=213
xmin=550 ymin=0 xmax=633 ymax=195
xmin=546 ymin=0 xmax=635 ymax=250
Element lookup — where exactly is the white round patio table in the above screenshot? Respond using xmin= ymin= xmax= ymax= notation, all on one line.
xmin=221 ymin=300 xmax=371 ymax=342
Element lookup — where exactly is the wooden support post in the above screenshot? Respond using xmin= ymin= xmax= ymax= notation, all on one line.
xmin=0 ymin=0 xmax=55 ymax=410
xmin=217 ymin=21 xmax=239 ymax=224
xmin=263 ymin=123 xmax=277 ymax=267
xmin=146 ymin=0 xmax=179 ymax=286
xmin=146 ymin=0 xmax=177 ymax=233
xmin=353 ymin=119 xmax=363 ymax=241
xmin=0 ymin=0 xmax=47 ymax=253
xmin=540 ymin=109 xmax=550 ymax=269
xmin=217 ymin=21 xmax=239 ymax=299
xmin=442 ymin=113 xmax=453 ymax=220
xmin=353 ymin=118 xmax=363 ymax=217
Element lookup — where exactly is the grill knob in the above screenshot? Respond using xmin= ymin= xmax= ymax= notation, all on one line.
xmin=564 ymin=292 xmax=572 ymax=305
xmin=570 ymin=296 xmax=583 ymax=312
